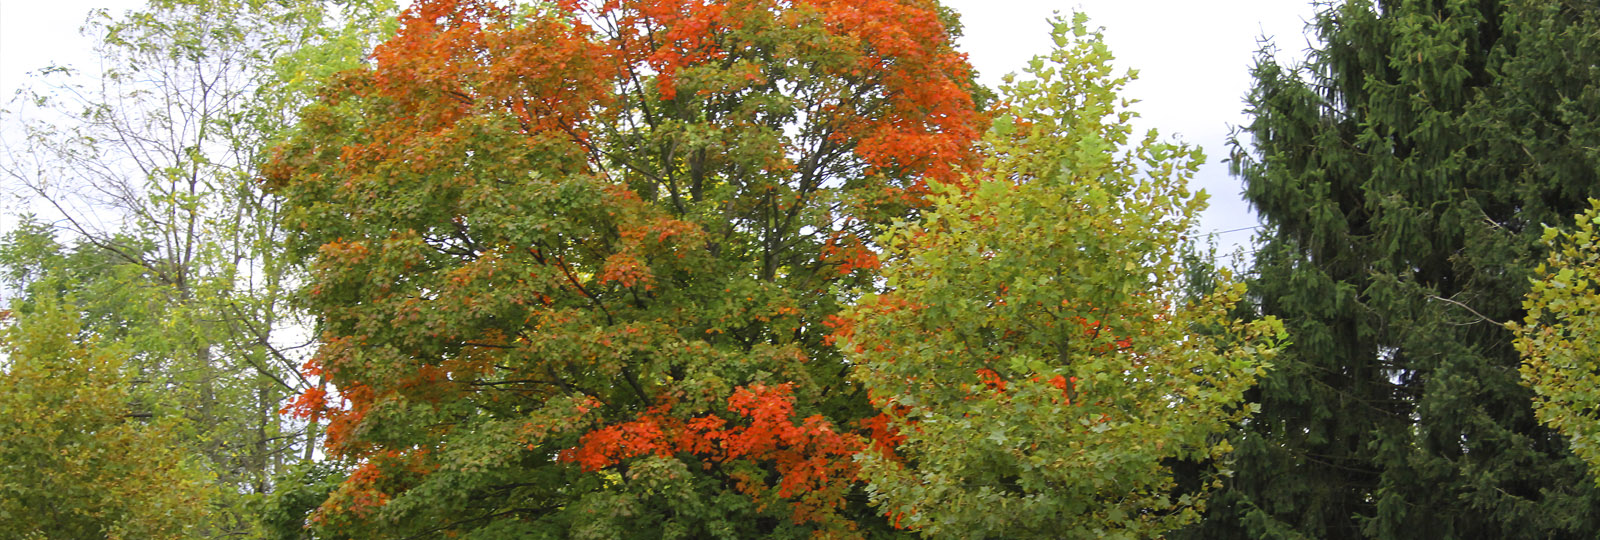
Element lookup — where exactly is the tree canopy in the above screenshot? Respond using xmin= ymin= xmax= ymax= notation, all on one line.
xmin=259 ymin=0 xmax=1276 ymax=537
xmin=0 ymin=301 xmax=212 ymax=539
xmin=843 ymin=15 xmax=1281 ymax=538
xmin=263 ymin=0 xmax=984 ymax=535
xmin=1 ymin=0 xmax=394 ymax=534
xmin=9 ymin=0 xmax=1600 ymax=538
xmin=1179 ymin=0 xmax=1600 ymax=538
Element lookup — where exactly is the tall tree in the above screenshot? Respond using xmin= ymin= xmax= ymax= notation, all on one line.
xmin=264 ymin=0 xmax=983 ymax=536
xmin=1181 ymin=0 xmax=1600 ymax=538
xmin=0 ymin=0 xmax=394 ymax=533
xmin=841 ymin=15 xmax=1283 ymax=539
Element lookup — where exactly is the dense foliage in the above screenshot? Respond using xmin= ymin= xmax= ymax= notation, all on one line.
xmin=0 ymin=302 xmax=211 ymax=539
xmin=258 ymin=0 xmax=1282 ymax=536
xmin=1179 ymin=0 xmax=1600 ymax=538
xmin=264 ymin=0 xmax=984 ymax=536
xmin=11 ymin=0 xmax=1600 ymax=537
xmin=1515 ymin=201 xmax=1600 ymax=484
xmin=0 ymin=0 xmax=393 ymax=534
xmin=843 ymin=16 xmax=1281 ymax=538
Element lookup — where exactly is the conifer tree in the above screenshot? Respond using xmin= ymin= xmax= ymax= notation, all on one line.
xmin=1181 ymin=0 xmax=1600 ymax=537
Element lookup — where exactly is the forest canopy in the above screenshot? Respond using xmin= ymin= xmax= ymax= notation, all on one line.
xmin=4 ymin=0 xmax=1600 ymax=538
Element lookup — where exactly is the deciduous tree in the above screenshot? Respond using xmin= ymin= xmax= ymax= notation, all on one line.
xmin=0 ymin=301 xmax=211 ymax=540
xmin=0 ymin=0 xmax=396 ymax=533
xmin=265 ymin=0 xmax=983 ymax=536
xmin=841 ymin=15 xmax=1282 ymax=538
xmin=1514 ymin=200 xmax=1600 ymax=484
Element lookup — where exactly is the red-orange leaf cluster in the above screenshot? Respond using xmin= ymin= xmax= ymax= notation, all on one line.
xmin=594 ymin=0 xmax=982 ymax=186
xmin=562 ymin=384 xmax=863 ymax=525
xmin=280 ymin=386 xmax=328 ymax=421
xmin=821 ymin=229 xmax=882 ymax=276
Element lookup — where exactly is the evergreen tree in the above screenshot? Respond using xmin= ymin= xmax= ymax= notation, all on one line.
xmin=1181 ymin=0 xmax=1600 ymax=538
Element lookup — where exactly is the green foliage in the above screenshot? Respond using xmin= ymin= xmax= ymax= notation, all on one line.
xmin=263 ymin=0 xmax=985 ymax=536
xmin=1515 ymin=200 xmax=1600 ymax=483
xmin=842 ymin=15 xmax=1283 ymax=539
xmin=252 ymin=462 xmax=349 ymax=540
xmin=44 ymin=0 xmax=1600 ymax=537
xmin=0 ymin=301 xmax=213 ymax=539
xmin=1181 ymin=0 xmax=1600 ymax=538
xmin=1 ymin=0 xmax=397 ymax=535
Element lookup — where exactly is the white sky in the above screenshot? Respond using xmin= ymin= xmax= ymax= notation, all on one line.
xmin=942 ymin=0 xmax=1319 ymax=259
xmin=1 ymin=0 xmax=1321 ymax=257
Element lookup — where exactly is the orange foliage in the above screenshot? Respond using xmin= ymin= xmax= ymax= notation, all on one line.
xmin=804 ymin=0 xmax=982 ymax=185
xmin=561 ymin=384 xmax=865 ymax=526
xmin=271 ymin=0 xmax=986 ymax=533
xmin=597 ymin=0 xmax=982 ymax=187
xmin=820 ymin=231 xmax=881 ymax=276
xmin=820 ymin=314 xmax=853 ymax=346
xmin=280 ymin=386 xmax=328 ymax=421
xmin=975 ymin=368 xmax=1007 ymax=392
xmin=1072 ymin=315 xmax=1136 ymax=352
xmin=970 ymin=369 xmax=1079 ymax=405
xmin=858 ymin=411 xmax=907 ymax=459
xmin=313 ymin=449 xmax=437 ymax=526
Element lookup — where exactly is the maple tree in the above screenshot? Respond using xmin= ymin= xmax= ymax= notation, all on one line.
xmin=840 ymin=15 xmax=1283 ymax=538
xmin=264 ymin=0 xmax=982 ymax=536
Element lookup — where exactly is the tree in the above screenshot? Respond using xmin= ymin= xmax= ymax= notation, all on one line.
xmin=0 ymin=301 xmax=212 ymax=540
xmin=0 ymin=0 xmax=395 ymax=533
xmin=839 ymin=15 xmax=1282 ymax=538
xmin=1181 ymin=0 xmax=1600 ymax=537
xmin=264 ymin=0 xmax=983 ymax=536
xmin=1514 ymin=200 xmax=1600 ymax=483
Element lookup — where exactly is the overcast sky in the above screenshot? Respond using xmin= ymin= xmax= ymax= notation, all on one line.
xmin=942 ymin=0 xmax=1320 ymax=259
xmin=1 ymin=0 xmax=1321 ymax=257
